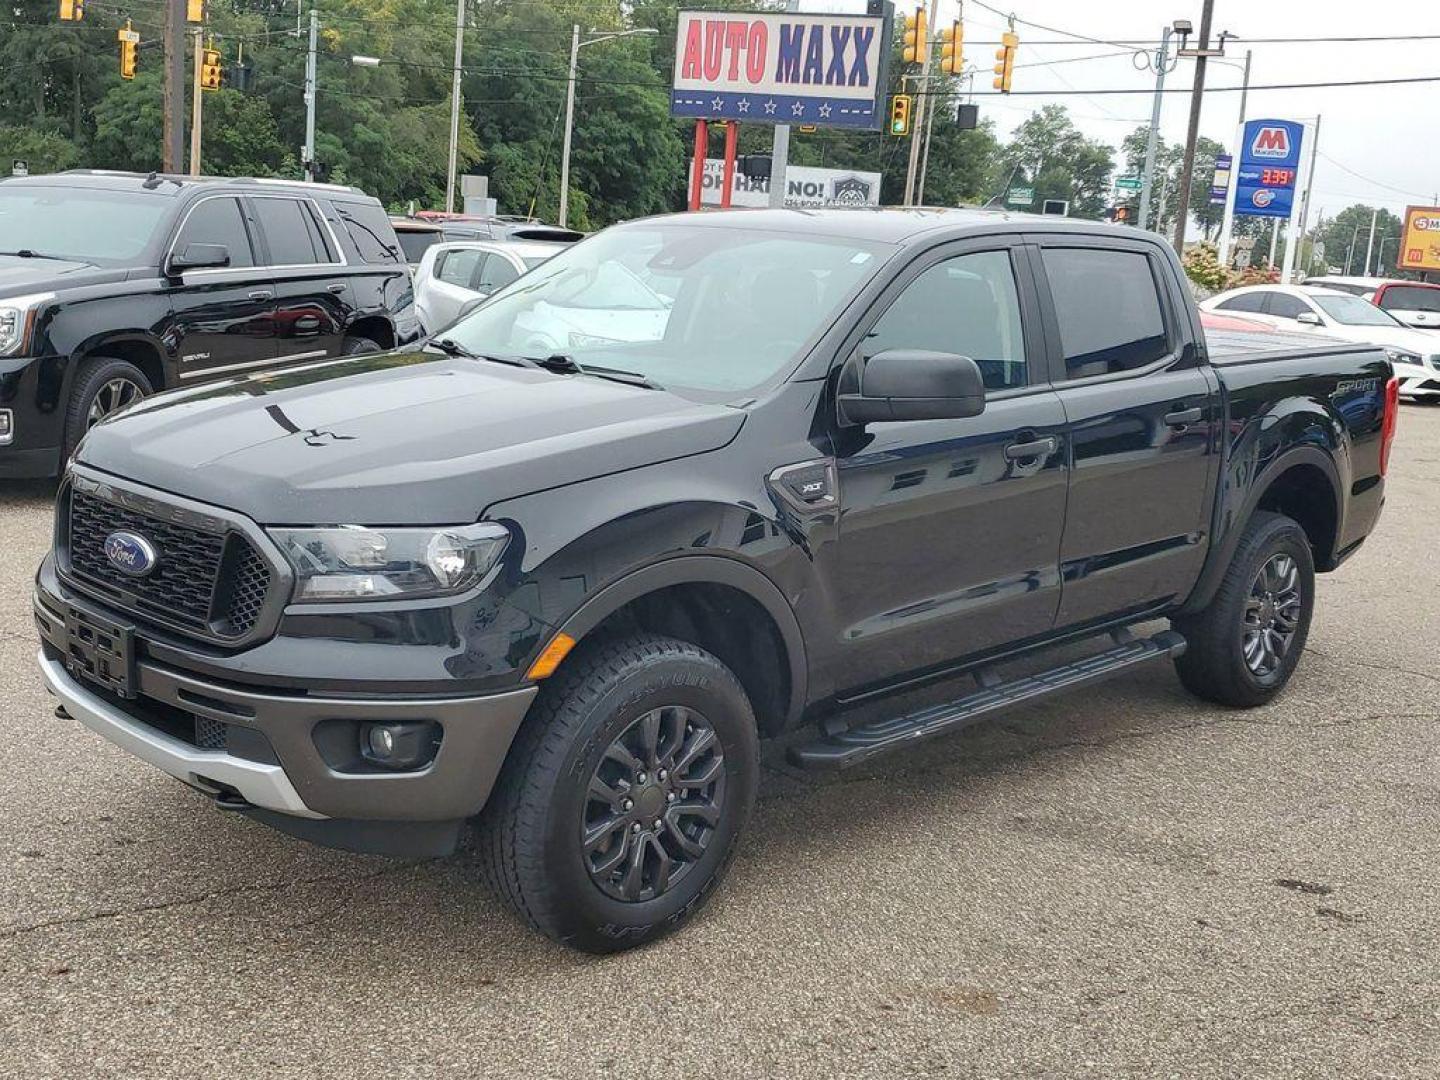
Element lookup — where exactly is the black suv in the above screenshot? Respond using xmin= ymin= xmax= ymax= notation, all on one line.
xmin=0 ymin=171 xmax=422 ymax=478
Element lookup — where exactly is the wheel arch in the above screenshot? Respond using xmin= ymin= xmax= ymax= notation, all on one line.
xmin=344 ymin=313 xmax=395 ymax=349
xmin=68 ymin=334 xmax=169 ymax=394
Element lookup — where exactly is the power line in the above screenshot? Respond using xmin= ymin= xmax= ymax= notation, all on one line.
xmin=969 ymin=73 xmax=1440 ymax=95
xmin=1316 ymin=153 xmax=1435 ymax=201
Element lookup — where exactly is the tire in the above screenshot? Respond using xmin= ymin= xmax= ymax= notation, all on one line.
xmin=1173 ymin=511 xmax=1315 ymax=708
xmin=63 ymin=356 xmax=154 ymax=463
xmin=477 ymin=633 xmax=759 ymax=953
xmin=342 ymin=334 xmax=384 ymax=356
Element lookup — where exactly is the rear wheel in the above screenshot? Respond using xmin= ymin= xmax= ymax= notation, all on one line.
xmin=341 ymin=334 xmax=384 ymax=356
xmin=63 ymin=356 xmax=154 ymax=462
xmin=477 ymin=633 xmax=759 ymax=953
xmin=1173 ymin=511 xmax=1315 ymax=707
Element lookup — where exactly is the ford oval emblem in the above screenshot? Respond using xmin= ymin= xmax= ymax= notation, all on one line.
xmin=103 ymin=531 xmax=159 ymax=578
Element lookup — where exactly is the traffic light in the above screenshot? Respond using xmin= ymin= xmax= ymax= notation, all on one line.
xmin=186 ymin=0 xmax=204 ymax=22
xmin=901 ymin=6 xmax=927 ymax=65
xmin=939 ymin=20 xmax=964 ymax=76
xmin=59 ymin=0 xmax=84 ymax=21
xmin=889 ymin=94 xmax=913 ymax=136
xmin=118 ymin=24 xmax=138 ymax=80
xmin=200 ymin=47 xmax=223 ymax=90
xmin=992 ymin=29 xmax=1019 ymax=93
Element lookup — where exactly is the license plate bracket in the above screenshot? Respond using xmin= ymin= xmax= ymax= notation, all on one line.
xmin=62 ymin=604 xmax=136 ymax=698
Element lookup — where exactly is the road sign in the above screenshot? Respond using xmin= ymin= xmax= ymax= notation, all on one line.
xmin=1234 ymin=119 xmax=1303 ymax=219
xmin=1209 ymin=154 xmax=1232 ymax=206
xmin=1006 ymin=186 xmax=1034 ymax=206
xmin=1399 ymin=205 xmax=1440 ymax=272
xmin=11 ymin=160 xmax=27 ymax=176
xmin=1115 ymin=175 xmax=1142 ymax=191
xmin=670 ymin=9 xmax=890 ymax=130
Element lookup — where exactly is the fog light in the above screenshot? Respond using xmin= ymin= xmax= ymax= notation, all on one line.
xmin=360 ymin=721 xmax=440 ymax=770
xmin=0 ymin=409 xmax=12 ymax=446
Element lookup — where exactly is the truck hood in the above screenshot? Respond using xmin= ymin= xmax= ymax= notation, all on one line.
xmin=0 ymin=255 xmax=128 ymax=296
xmin=76 ymin=350 xmax=745 ymax=524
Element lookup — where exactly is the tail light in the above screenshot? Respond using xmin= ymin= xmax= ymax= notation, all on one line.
xmin=1380 ymin=375 xmax=1399 ymax=476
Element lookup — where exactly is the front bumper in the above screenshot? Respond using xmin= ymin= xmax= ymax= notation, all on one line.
xmin=36 ymin=585 xmax=538 ymax=853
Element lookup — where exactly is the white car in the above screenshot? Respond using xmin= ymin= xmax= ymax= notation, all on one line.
xmin=1201 ymin=284 xmax=1440 ymax=400
xmin=1304 ymin=275 xmax=1440 ymax=330
xmin=413 ymin=240 xmax=565 ymax=333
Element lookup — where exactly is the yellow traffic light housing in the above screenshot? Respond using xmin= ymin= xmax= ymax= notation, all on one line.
xmin=118 ymin=24 xmax=138 ymax=80
xmin=200 ymin=47 xmax=223 ymax=91
xmin=939 ymin=21 xmax=964 ymax=76
xmin=187 ymin=0 xmax=204 ymax=22
xmin=889 ymin=94 xmax=913 ymax=136
xmin=59 ymin=0 xmax=84 ymax=21
xmin=901 ymin=6 xmax=928 ymax=65
xmin=992 ymin=30 xmax=1019 ymax=93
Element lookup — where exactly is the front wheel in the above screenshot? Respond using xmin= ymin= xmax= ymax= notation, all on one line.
xmin=477 ymin=633 xmax=759 ymax=953
xmin=1173 ymin=511 xmax=1315 ymax=708
xmin=63 ymin=356 xmax=154 ymax=462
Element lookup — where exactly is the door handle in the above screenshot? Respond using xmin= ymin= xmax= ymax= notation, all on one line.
xmin=247 ymin=289 xmax=274 ymax=301
xmin=327 ymin=283 xmax=346 ymax=294
xmin=1164 ymin=406 xmax=1204 ymax=427
xmin=1004 ymin=435 xmax=1058 ymax=461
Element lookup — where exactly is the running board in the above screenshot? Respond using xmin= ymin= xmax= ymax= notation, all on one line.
xmin=789 ymin=629 xmax=1187 ymax=770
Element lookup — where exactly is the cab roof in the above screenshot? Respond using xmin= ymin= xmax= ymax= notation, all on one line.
xmin=1 ymin=170 xmax=372 ymax=200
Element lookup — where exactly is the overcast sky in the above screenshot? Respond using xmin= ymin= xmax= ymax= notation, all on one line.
xmin=812 ymin=0 xmax=1440 ymax=220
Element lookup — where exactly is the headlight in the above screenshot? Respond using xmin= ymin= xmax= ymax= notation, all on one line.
xmin=1384 ymin=348 xmax=1422 ymax=368
xmin=0 ymin=292 xmax=54 ymax=357
xmin=268 ymin=523 xmax=510 ymax=602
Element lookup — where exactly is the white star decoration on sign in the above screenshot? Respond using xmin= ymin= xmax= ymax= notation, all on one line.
xmin=711 ymin=96 xmax=725 ymax=112
xmin=737 ymin=98 xmax=750 ymax=113
xmin=818 ymin=103 xmax=833 ymax=119
xmin=791 ymin=102 xmax=806 ymax=117
xmin=763 ymin=99 xmax=778 ymax=115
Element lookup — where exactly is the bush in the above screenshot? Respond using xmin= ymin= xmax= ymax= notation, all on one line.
xmin=1184 ymin=243 xmax=1281 ymax=293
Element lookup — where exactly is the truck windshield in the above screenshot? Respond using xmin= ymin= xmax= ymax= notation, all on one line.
xmin=442 ymin=223 xmax=887 ymax=396
xmin=0 ymin=187 xmax=171 ymax=265
xmin=1312 ymin=294 xmax=1404 ymax=327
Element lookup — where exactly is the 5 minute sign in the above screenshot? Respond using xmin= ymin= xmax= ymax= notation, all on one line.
xmin=670 ymin=9 xmax=892 ymax=130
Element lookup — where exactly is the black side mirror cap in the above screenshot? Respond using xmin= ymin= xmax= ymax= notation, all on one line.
xmin=167 ymin=243 xmax=230 ymax=273
xmin=838 ymin=349 xmax=987 ymax=425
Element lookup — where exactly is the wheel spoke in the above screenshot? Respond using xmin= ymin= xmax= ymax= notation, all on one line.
xmin=674 ymin=800 xmax=721 ymax=826
xmin=674 ymin=755 xmax=723 ymax=790
xmin=638 ymin=709 xmax=662 ymax=766
xmin=648 ymin=835 xmax=674 ymax=896
xmin=588 ymin=774 xmax=626 ymax=811
xmin=661 ymin=816 xmax=706 ymax=859
xmin=673 ymin=726 xmax=717 ymax=775
xmin=583 ymin=814 xmax=625 ymax=855
xmin=603 ymin=740 xmax=643 ymax=773
xmin=620 ymin=833 xmax=648 ymax=900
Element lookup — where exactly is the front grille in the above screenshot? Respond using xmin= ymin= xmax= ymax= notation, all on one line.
xmin=194 ymin=714 xmax=228 ymax=750
xmin=65 ymin=486 xmax=274 ymax=642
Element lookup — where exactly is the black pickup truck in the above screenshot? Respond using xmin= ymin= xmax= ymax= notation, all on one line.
xmin=35 ymin=210 xmax=1396 ymax=953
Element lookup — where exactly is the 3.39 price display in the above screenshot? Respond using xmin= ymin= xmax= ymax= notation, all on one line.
xmin=1260 ymin=167 xmax=1295 ymax=187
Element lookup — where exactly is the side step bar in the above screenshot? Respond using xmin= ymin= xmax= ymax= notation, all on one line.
xmin=789 ymin=629 xmax=1187 ymax=770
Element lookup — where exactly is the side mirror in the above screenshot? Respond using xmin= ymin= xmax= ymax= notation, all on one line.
xmin=838 ymin=349 xmax=987 ymax=425
xmin=1295 ymin=311 xmax=1324 ymax=326
xmin=167 ymin=243 xmax=230 ymax=273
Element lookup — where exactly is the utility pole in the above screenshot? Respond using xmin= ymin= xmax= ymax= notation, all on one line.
xmin=444 ymin=0 xmax=466 ymax=212
xmin=769 ymin=0 xmax=799 ymax=209
xmin=916 ymin=68 xmax=940 ymax=204
xmin=1138 ymin=27 xmax=1173 ymax=234
xmin=903 ymin=0 xmax=941 ymax=206
xmin=1216 ymin=48 xmax=1252 ymax=269
xmin=1287 ymin=114 xmax=1321 ymax=282
xmin=559 ymin=24 xmax=580 ymax=227
xmin=1343 ymin=224 xmax=1361 ymax=275
xmin=1172 ymin=0 xmax=1218 ymax=253
xmin=189 ymin=28 xmax=203 ymax=176
xmin=163 ymin=0 xmax=185 ymax=172
xmin=1363 ymin=208 xmax=1379 ymax=276
xmin=302 ymin=5 xmax=318 ymax=181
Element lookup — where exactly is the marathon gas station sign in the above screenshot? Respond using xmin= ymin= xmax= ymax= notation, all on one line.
xmin=670 ymin=9 xmax=891 ymax=131
xmin=1233 ymin=119 xmax=1304 ymax=219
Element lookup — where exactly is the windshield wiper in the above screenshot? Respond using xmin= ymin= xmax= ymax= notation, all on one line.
xmin=0 ymin=249 xmax=70 ymax=261
xmin=528 ymin=354 xmax=664 ymax=390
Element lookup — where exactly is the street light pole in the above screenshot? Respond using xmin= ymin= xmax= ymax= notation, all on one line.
xmin=1138 ymin=27 xmax=1173 ymax=234
xmin=1217 ymin=48 xmax=1252 ymax=269
xmin=1172 ymin=0 xmax=1218 ymax=253
xmin=558 ymin=26 xmax=657 ymax=228
xmin=444 ymin=0 xmax=466 ymax=213
xmin=302 ymin=4 xmax=317 ymax=182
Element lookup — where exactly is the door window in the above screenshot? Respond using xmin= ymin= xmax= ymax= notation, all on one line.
xmin=1264 ymin=292 xmax=1310 ymax=320
xmin=437 ymin=249 xmax=485 ymax=289
xmin=1216 ymin=292 xmax=1266 ymax=313
xmin=338 ymin=202 xmax=402 ymax=264
xmin=477 ymin=257 xmax=519 ymax=293
xmin=253 ymin=197 xmax=329 ymax=266
xmin=172 ymin=197 xmax=254 ymax=267
xmin=864 ymin=250 xmax=1028 ymax=391
xmin=1043 ymin=248 xmax=1170 ymax=377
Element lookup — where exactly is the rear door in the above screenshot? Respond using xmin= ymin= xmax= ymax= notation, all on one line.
xmin=1034 ymin=238 xmax=1219 ymax=629
xmin=828 ymin=240 xmax=1069 ymax=691
xmin=164 ymin=195 xmax=276 ymax=382
xmin=423 ymin=247 xmax=489 ymax=329
xmin=248 ymin=195 xmax=351 ymax=367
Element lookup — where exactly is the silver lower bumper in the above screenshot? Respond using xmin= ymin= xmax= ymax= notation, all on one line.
xmin=38 ymin=651 xmax=323 ymax=819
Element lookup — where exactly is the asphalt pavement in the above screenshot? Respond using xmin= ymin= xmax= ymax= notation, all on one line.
xmin=2 ymin=409 xmax=1438 ymax=1079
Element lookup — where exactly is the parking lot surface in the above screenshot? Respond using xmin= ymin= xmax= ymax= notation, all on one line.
xmin=2 ymin=410 xmax=1438 ymax=1079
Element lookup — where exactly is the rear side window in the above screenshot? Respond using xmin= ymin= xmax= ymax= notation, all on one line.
xmin=1379 ymin=286 xmax=1440 ymax=314
xmin=396 ymin=230 xmax=440 ymax=264
xmin=1216 ymin=292 xmax=1266 ymax=313
xmin=1265 ymin=293 xmax=1309 ymax=319
xmin=477 ymin=256 xmax=519 ymax=293
xmin=173 ymin=197 xmax=254 ymax=267
xmin=1043 ymin=248 xmax=1169 ymax=377
xmin=337 ymin=201 xmax=401 ymax=264
xmin=436 ymin=249 xmax=484 ymax=288
xmin=253 ymin=197 xmax=333 ymax=266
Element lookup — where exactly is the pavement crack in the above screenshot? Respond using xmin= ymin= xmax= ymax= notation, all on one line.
xmin=0 ymin=862 xmax=417 ymax=940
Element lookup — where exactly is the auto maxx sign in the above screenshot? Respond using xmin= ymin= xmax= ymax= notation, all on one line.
xmin=670 ymin=9 xmax=890 ymax=130
xmin=1233 ymin=119 xmax=1304 ymax=219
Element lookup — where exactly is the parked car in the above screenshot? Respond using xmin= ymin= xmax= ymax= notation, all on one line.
xmin=390 ymin=217 xmax=446 ymax=272
xmin=38 ymin=210 xmax=1394 ymax=953
xmin=0 ymin=170 xmax=422 ymax=478
xmin=1303 ymin=276 xmax=1440 ymax=330
xmin=413 ymin=240 xmax=565 ymax=331
xmin=1201 ymin=284 xmax=1438 ymax=399
xmin=411 ymin=210 xmax=585 ymax=245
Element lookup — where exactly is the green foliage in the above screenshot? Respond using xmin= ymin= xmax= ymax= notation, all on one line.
xmin=1312 ymin=204 xmax=1408 ymax=277
xmin=997 ymin=105 xmax=1114 ymax=219
xmin=1183 ymin=244 xmax=1230 ymax=292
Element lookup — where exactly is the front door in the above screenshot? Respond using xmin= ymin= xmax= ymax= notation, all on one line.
xmin=827 ymin=243 xmax=1069 ymax=693
xmin=249 ymin=195 xmax=351 ymax=367
xmin=1033 ymin=240 xmax=1219 ymax=629
xmin=165 ymin=195 xmax=276 ymax=382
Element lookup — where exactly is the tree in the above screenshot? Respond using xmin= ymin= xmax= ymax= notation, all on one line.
xmin=997 ymin=105 xmax=1115 ymax=218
